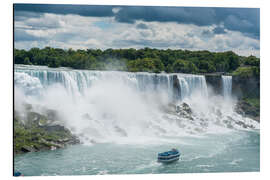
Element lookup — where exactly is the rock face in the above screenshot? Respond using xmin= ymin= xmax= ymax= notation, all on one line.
xmin=204 ymin=73 xmax=259 ymax=99
xmin=205 ymin=74 xmax=222 ymax=95
xmin=21 ymin=145 xmax=36 ymax=153
xmin=232 ymin=75 xmax=260 ymax=99
xmin=204 ymin=73 xmax=260 ymax=122
xmin=235 ymin=100 xmax=260 ymax=122
xmin=181 ymin=103 xmax=192 ymax=114
xmin=176 ymin=102 xmax=193 ymax=121
xmin=232 ymin=75 xmax=260 ymax=121
xmin=172 ymin=75 xmax=181 ymax=101
xmin=14 ymin=106 xmax=80 ymax=154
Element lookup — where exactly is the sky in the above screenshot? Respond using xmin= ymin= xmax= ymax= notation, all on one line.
xmin=14 ymin=4 xmax=260 ymax=57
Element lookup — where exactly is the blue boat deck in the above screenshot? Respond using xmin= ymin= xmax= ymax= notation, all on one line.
xmin=158 ymin=149 xmax=180 ymax=163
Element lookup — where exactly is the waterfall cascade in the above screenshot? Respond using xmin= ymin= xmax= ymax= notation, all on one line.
xmin=15 ymin=65 xmax=209 ymax=101
xmin=177 ymin=74 xmax=208 ymax=100
xmin=222 ymin=75 xmax=232 ymax=99
xmin=14 ymin=65 xmax=259 ymax=144
xmin=15 ymin=65 xmax=174 ymax=98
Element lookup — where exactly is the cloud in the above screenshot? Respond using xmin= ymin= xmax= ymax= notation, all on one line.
xmin=24 ymin=14 xmax=61 ymax=29
xmin=14 ymin=11 xmax=43 ymax=21
xmin=14 ymin=29 xmax=46 ymax=42
xmin=14 ymin=8 xmax=260 ymax=57
xmin=213 ymin=27 xmax=226 ymax=34
xmin=14 ymin=4 xmax=259 ymax=39
xmin=136 ymin=23 xmax=148 ymax=29
xmin=115 ymin=7 xmax=259 ymax=39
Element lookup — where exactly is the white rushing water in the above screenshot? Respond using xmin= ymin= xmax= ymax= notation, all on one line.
xmin=14 ymin=65 xmax=259 ymax=145
xmin=177 ymin=74 xmax=208 ymax=100
xmin=222 ymin=75 xmax=232 ymax=99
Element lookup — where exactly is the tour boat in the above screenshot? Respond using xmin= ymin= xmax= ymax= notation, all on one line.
xmin=157 ymin=148 xmax=180 ymax=163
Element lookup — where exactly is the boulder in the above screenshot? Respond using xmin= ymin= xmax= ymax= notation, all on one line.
xmin=235 ymin=100 xmax=260 ymax=122
xmin=181 ymin=102 xmax=192 ymax=114
xmin=176 ymin=103 xmax=194 ymax=121
xmin=21 ymin=145 xmax=36 ymax=153
xmin=26 ymin=112 xmax=48 ymax=127
xmin=42 ymin=124 xmax=66 ymax=132
xmin=45 ymin=109 xmax=59 ymax=120
xmin=176 ymin=102 xmax=192 ymax=114
xmin=14 ymin=107 xmax=80 ymax=154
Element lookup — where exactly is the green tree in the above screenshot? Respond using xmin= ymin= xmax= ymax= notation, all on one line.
xmin=14 ymin=47 xmax=255 ymax=75
xmin=244 ymin=55 xmax=260 ymax=66
xmin=172 ymin=59 xmax=188 ymax=73
xmin=48 ymin=56 xmax=60 ymax=68
xmin=23 ymin=57 xmax=31 ymax=65
xmin=187 ymin=62 xmax=198 ymax=73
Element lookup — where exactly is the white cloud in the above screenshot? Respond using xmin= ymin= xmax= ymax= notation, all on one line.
xmin=14 ymin=13 xmax=260 ymax=57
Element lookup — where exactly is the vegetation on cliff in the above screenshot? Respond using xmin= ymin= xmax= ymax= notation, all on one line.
xmin=235 ymin=98 xmax=260 ymax=122
xmin=14 ymin=106 xmax=80 ymax=154
xmin=232 ymin=55 xmax=260 ymax=78
xmin=233 ymin=66 xmax=259 ymax=78
xmin=14 ymin=47 xmax=259 ymax=74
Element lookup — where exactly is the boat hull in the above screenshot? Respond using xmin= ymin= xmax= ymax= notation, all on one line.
xmin=157 ymin=151 xmax=180 ymax=163
xmin=157 ymin=156 xmax=180 ymax=163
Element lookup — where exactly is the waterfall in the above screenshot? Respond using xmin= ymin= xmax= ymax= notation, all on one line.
xmin=222 ymin=76 xmax=232 ymax=98
xmin=14 ymin=65 xmax=259 ymax=144
xmin=177 ymin=74 xmax=208 ymax=100
xmin=15 ymin=66 xmax=175 ymax=100
xmin=15 ymin=65 xmax=209 ymax=102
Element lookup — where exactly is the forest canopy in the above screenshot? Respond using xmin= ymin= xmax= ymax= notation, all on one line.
xmin=14 ymin=47 xmax=260 ymax=76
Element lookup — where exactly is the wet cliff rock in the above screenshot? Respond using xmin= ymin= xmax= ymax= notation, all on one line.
xmin=205 ymin=74 xmax=222 ymax=95
xmin=14 ymin=106 xmax=80 ymax=154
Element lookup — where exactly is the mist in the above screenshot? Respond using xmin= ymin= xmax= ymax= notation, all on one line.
xmin=14 ymin=65 xmax=259 ymax=145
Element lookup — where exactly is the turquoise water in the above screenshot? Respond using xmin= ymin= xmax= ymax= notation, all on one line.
xmin=14 ymin=130 xmax=259 ymax=176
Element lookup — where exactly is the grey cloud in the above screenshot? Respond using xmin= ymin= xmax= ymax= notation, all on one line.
xmin=115 ymin=7 xmax=259 ymax=39
xmin=201 ymin=26 xmax=226 ymax=38
xmin=14 ymin=4 xmax=114 ymax=18
xmin=14 ymin=4 xmax=259 ymax=39
xmin=213 ymin=27 xmax=226 ymax=34
xmin=202 ymin=30 xmax=213 ymax=37
xmin=115 ymin=7 xmax=216 ymax=26
xmin=136 ymin=23 xmax=148 ymax=29
xmin=113 ymin=39 xmax=194 ymax=49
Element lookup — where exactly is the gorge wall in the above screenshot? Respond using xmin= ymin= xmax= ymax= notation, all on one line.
xmin=232 ymin=75 xmax=260 ymax=99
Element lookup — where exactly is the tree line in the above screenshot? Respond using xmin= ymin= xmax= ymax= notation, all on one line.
xmin=14 ymin=47 xmax=260 ymax=76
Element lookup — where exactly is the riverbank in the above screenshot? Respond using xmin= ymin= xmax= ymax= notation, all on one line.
xmin=14 ymin=104 xmax=80 ymax=154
